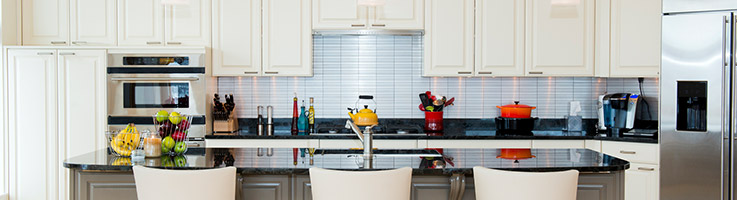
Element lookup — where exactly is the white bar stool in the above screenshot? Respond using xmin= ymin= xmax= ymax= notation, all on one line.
xmin=309 ymin=167 xmax=412 ymax=200
xmin=133 ymin=166 xmax=237 ymax=200
xmin=473 ymin=167 xmax=579 ymax=200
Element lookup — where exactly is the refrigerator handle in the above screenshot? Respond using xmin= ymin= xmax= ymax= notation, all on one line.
xmin=729 ymin=14 xmax=736 ymax=200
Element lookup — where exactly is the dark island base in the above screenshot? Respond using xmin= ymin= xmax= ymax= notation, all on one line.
xmin=69 ymin=169 xmax=623 ymax=200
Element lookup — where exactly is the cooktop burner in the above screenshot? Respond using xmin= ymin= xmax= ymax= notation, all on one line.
xmin=316 ymin=124 xmax=423 ymax=134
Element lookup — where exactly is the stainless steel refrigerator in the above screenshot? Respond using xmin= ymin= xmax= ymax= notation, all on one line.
xmin=661 ymin=0 xmax=737 ymax=199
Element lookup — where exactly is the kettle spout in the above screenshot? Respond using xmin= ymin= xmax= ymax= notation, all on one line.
xmin=348 ymin=112 xmax=357 ymax=121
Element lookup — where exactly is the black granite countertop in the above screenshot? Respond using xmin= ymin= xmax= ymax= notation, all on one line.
xmin=206 ymin=118 xmax=659 ymax=144
xmin=64 ymin=148 xmax=629 ymax=175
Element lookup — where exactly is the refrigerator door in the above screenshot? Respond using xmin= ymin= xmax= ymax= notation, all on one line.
xmin=661 ymin=12 xmax=732 ymax=200
xmin=663 ymin=0 xmax=737 ymax=14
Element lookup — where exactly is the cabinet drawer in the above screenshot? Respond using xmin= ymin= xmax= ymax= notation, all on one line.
xmin=601 ymin=141 xmax=658 ymax=164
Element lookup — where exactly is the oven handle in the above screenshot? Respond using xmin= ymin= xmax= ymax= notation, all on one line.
xmin=110 ymin=77 xmax=200 ymax=82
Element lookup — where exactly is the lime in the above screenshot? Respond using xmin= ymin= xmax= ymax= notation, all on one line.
xmin=155 ymin=110 xmax=169 ymax=122
xmin=169 ymin=112 xmax=182 ymax=124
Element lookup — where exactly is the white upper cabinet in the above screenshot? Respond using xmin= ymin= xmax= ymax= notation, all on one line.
xmin=263 ymin=0 xmax=312 ymax=76
xmin=312 ymin=0 xmax=367 ymax=29
xmin=166 ymin=0 xmax=212 ymax=46
xmin=525 ymin=0 xmax=595 ymax=76
xmin=423 ymin=0 xmax=474 ymax=77
xmin=608 ymin=0 xmax=661 ymax=77
xmin=370 ymin=0 xmax=423 ymax=29
xmin=118 ymin=0 xmax=165 ymax=45
xmin=22 ymin=0 xmax=69 ymax=45
xmin=312 ymin=0 xmax=422 ymax=30
xmin=70 ymin=0 xmax=117 ymax=45
xmin=475 ymin=0 xmax=525 ymax=76
xmin=212 ymin=0 xmax=262 ymax=76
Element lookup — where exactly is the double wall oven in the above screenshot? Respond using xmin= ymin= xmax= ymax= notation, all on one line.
xmin=107 ymin=49 xmax=207 ymax=147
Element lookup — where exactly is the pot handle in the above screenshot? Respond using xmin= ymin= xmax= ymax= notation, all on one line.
xmin=496 ymin=106 xmax=503 ymax=109
xmin=531 ymin=107 xmax=537 ymax=110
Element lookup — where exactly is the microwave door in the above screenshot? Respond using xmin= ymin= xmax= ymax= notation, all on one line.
xmin=661 ymin=12 xmax=731 ymax=200
xmin=107 ymin=74 xmax=206 ymax=116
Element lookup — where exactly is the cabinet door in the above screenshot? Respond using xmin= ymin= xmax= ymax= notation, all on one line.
xmin=475 ymin=0 xmax=525 ymax=76
xmin=263 ymin=0 xmax=313 ymax=76
xmin=22 ymin=0 xmax=69 ymax=45
xmin=118 ymin=0 xmax=165 ymax=46
xmin=525 ymin=0 xmax=595 ymax=76
xmin=370 ymin=0 xmax=423 ymax=29
xmin=242 ymin=175 xmax=290 ymax=200
xmin=625 ymin=163 xmax=659 ymax=200
xmin=70 ymin=0 xmax=117 ymax=45
xmin=166 ymin=0 xmax=212 ymax=46
xmin=7 ymin=49 xmax=59 ymax=200
xmin=312 ymin=0 xmax=367 ymax=29
xmin=423 ymin=0 xmax=474 ymax=77
xmin=609 ymin=0 xmax=661 ymax=77
xmin=212 ymin=0 xmax=262 ymax=76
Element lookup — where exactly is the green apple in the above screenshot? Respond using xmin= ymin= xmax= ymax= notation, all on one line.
xmin=155 ymin=110 xmax=169 ymax=123
xmin=173 ymin=155 xmax=187 ymax=167
xmin=169 ymin=112 xmax=182 ymax=124
xmin=173 ymin=141 xmax=187 ymax=154
xmin=162 ymin=136 xmax=175 ymax=150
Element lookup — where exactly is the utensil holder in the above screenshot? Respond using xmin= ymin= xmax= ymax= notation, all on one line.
xmin=424 ymin=111 xmax=444 ymax=132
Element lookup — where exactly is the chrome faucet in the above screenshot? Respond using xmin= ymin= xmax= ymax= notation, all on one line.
xmin=345 ymin=120 xmax=376 ymax=168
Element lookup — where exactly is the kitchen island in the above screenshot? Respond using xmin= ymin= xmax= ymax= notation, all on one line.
xmin=64 ymin=148 xmax=627 ymax=200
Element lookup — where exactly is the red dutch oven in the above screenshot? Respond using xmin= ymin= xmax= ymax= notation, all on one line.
xmin=496 ymin=149 xmax=536 ymax=160
xmin=496 ymin=101 xmax=536 ymax=118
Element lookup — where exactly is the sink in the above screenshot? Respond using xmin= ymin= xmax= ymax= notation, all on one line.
xmin=315 ymin=149 xmax=442 ymax=157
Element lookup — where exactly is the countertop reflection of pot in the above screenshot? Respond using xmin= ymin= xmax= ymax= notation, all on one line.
xmin=497 ymin=101 xmax=537 ymax=118
xmin=497 ymin=149 xmax=536 ymax=161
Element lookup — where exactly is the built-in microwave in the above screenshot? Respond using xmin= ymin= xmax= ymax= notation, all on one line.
xmin=106 ymin=49 xmax=207 ymax=144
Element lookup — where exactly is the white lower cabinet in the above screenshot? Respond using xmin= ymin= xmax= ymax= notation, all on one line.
xmin=625 ymin=163 xmax=659 ymax=200
xmin=6 ymin=49 xmax=106 ymax=200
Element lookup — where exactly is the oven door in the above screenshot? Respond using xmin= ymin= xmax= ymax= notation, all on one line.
xmin=108 ymin=73 xmax=206 ymax=116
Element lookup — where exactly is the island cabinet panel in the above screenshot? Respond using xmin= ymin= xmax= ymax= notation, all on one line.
xmin=241 ymin=175 xmax=290 ymax=200
xmin=576 ymin=172 xmax=624 ymax=200
xmin=73 ymin=171 xmax=137 ymax=200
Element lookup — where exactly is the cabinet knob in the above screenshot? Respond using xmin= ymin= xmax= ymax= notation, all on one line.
xmin=637 ymin=167 xmax=655 ymax=171
xmin=457 ymin=71 xmax=472 ymax=75
xmin=50 ymin=41 xmax=67 ymax=45
xmin=59 ymin=52 xmax=76 ymax=56
xmin=167 ymin=42 xmax=182 ymax=45
xmin=529 ymin=72 xmax=543 ymax=75
xmin=372 ymin=24 xmax=386 ymax=27
xmin=36 ymin=52 xmax=54 ymax=56
xmin=264 ymin=71 xmax=279 ymax=75
xmin=351 ymin=24 xmax=366 ymax=27
xmin=244 ymin=71 xmax=258 ymax=74
xmin=478 ymin=72 xmax=493 ymax=75
xmin=619 ymin=150 xmax=637 ymax=154
xmin=71 ymin=41 xmax=87 ymax=45
xmin=146 ymin=41 xmax=162 ymax=45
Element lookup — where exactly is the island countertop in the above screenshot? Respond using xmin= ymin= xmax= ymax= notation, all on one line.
xmin=64 ymin=148 xmax=629 ymax=175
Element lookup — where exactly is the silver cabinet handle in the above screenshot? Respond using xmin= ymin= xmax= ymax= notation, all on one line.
xmin=372 ymin=24 xmax=386 ymax=27
xmin=637 ymin=167 xmax=655 ymax=171
xmin=264 ymin=71 xmax=279 ymax=75
xmin=529 ymin=71 xmax=543 ymax=75
xmin=351 ymin=24 xmax=366 ymax=27
xmin=478 ymin=72 xmax=493 ymax=75
xmin=457 ymin=71 xmax=472 ymax=75
xmin=71 ymin=41 xmax=87 ymax=45
xmin=146 ymin=41 xmax=162 ymax=45
xmin=51 ymin=41 xmax=67 ymax=45
xmin=186 ymin=143 xmax=201 ymax=147
xmin=110 ymin=77 xmax=200 ymax=81
xmin=244 ymin=71 xmax=258 ymax=74
xmin=59 ymin=52 xmax=75 ymax=56
xmin=37 ymin=52 xmax=53 ymax=56
xmin=620 ymin=150 xmax=637 ymax=154
xmin=167 ymin=41 xmax=182 ymax=45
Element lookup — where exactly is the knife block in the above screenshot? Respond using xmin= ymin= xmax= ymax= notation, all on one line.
xmin=213 ymin=110 xmax=239 ymax=133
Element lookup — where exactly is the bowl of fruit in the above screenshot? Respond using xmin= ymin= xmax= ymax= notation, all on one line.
xmin=154 ymin=110 xmax=193 ymax=155
xmin=107 ymin=123 xmax=142 ymax=157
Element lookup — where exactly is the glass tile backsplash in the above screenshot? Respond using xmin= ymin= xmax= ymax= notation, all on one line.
xmin=217 ymin=35 xmax=659 ymax=119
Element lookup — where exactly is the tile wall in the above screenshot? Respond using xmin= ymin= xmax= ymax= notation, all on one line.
xmin=217 ymin=35 xmax=659 ymax=119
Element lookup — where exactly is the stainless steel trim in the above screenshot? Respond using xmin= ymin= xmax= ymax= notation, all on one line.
xmin=36 ymin=52 xmax=53 ymax=56
xmin=264 ymin=71 xmax=279 ymax=74
xmin=59 ymin=52 xmax=75 ymax=56
xmin=167 ymin=42 xmax=182 ymax=45
xmin=638 ymin=167 xmax=655 ymax=171
xmin=478 ymin=72 xmax=493 ymax=74
xmin=110 ymin=77 xmax=200 ymax=81
xmin=108 ymin=52 xmax=205 ymax=67
xmin=372 ymin=24 xmax=386 ymax=27
xmin=146 ymin=41 xmax=162 ymax=45
xmin=730 ymin=14 xmax=737 ymax=200
xmin=51 ymin=41 xmax=67 ymax=45
xmin=351 ymin=24 xmax=366 ymax=27
xmin=313 ymin=30 xmax=424 ymax=36
xmin=529 ymin=71 xmax=543 ymax=75
xmin=457 ymin=71 xmax=472 ymax=75
xmin=619 ymin=150 xmax=636 ymax=154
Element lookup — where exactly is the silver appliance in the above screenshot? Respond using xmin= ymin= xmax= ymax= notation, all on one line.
xmin=599 ymin=93 xmax=643 ymax=136
xmin=106 ymin=49 xmax=207 ymax=147
xmin=661 ymin=2 xmax=737 ymax=199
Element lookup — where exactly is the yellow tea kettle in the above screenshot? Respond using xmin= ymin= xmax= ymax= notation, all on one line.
xmin=348 ymin=95 xmax=378 ymax=126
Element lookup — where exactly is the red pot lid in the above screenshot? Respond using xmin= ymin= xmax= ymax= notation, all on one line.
xmin=499 ymin=101 xmax=534 ymax=108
